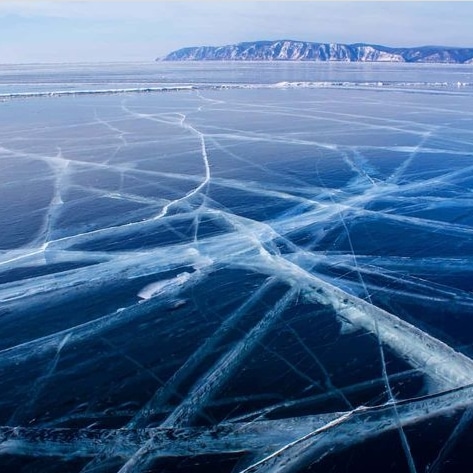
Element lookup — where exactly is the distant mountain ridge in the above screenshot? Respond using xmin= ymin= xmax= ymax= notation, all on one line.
xmin=161 ymin=40 xmax=473 ymax=64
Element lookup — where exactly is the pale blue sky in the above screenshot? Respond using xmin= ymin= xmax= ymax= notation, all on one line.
xmin=1 ymin=1 xmax=472 ymax=63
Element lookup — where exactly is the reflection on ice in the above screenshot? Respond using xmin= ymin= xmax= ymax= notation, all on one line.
xmin=1 ymin=73 xmax=473 ymax=472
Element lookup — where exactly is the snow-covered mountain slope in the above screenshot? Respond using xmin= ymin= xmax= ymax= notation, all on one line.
xmin=161 ymin=40 xmax=473 ymax=63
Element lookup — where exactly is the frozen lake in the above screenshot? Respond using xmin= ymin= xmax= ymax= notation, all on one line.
xmin=1 ymin=62 xmax=473 ymax=472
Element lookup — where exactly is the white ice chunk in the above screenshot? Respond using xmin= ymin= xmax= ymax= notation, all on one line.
xmin=137 ymin=272 xmax=192 ymax=300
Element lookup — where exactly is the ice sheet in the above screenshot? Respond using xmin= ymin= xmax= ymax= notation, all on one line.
xmin=1 ymin=64 xmax=473 ymax=472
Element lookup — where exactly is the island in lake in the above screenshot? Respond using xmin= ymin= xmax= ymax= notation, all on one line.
xmin=160 ymin=39 xmax=473 ymax=63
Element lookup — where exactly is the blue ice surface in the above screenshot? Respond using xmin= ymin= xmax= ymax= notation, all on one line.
xmin=1 ymin=62 xmax=473 ymax=472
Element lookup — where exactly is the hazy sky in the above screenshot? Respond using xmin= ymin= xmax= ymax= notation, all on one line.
xmin=1 ymin=1 xmax=473 ymax=63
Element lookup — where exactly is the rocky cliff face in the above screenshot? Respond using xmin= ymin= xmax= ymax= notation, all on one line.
xmin=161 ymin=40 xmax=473 ymax=64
